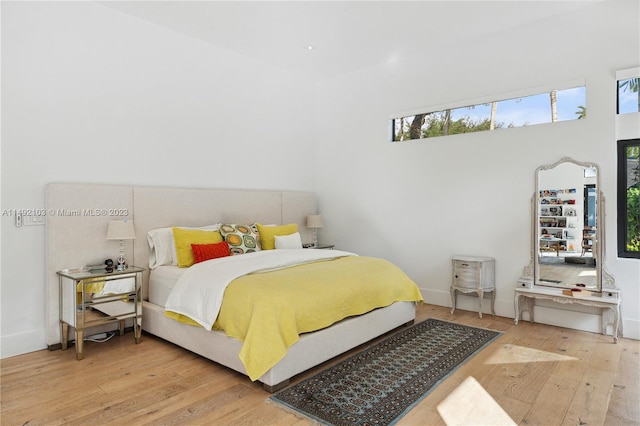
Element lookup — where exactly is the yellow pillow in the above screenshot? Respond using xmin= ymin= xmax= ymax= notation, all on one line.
xmin=172 ymin=227 xmax=223 ymax=267
xmin=256 ymin=223 xmax=298 ymax=250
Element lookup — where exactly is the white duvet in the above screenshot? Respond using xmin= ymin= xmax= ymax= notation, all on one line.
xmin=164 ymin=249 xmax=356 ymax=329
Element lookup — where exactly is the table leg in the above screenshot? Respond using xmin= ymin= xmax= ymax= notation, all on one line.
xmin=614 ymin=305 xmax=621 ymax=343
xmin=60 ymin=322 xmax=68 ymax=350
xmin=490 ymin=290 xmax=496 ymax=316
xmin=514 ymin=293 xmax=521 ymax=325
xmin=450 ymin=287 xmax=457 ymax=314
xmin=526 ymin=297 xmax=535 ymax=322
xmin=602 ymin=306 xmax=620 ymax=344
xmin=119 ymin=320 xmax=125 ymax=336
xmin=75 ymin=329 xmax=84 ymax=360
xmin=477 ymin=290 xmax=484 ymax=319
xmin=135 ymin=316 xmax=142 ymax=344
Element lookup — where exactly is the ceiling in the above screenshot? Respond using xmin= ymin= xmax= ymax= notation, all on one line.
xmin=100 ymin=1 xmax=600 ymax=82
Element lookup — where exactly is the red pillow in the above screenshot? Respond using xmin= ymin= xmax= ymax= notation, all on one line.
xmin=191 ymin=241 xmax=230 ymax=264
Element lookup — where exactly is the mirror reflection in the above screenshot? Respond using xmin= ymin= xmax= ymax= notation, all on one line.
xmin=535 ymin=158 xmax=599 ymax=290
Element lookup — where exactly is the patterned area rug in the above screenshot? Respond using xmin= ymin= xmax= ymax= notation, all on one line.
xmin=269 ymin=318 xmax=501 ymax=426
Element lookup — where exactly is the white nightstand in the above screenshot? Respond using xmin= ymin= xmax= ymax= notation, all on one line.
xmin=450 ymin=255 xmax=495 ymax=318
xmin=57 ymin=265 xmax=144 ymax=359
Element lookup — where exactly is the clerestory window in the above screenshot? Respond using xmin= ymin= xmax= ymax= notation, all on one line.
xmin=391 ymin=84 xmax=586 ymax=142
xmin=617 ymin=77 xmax=640 ymax=114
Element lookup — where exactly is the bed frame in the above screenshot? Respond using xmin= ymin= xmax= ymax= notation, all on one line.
xmin=46 ymin=183 xmax=416 ymax=391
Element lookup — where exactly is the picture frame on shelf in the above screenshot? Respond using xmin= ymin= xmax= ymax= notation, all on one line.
xmin=551 ymin=206 xmax=562 ymax=216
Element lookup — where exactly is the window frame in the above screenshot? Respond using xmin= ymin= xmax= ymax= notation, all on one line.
xmin=617 ymin=138 xmax=640 ymax=259
xmin=616 ymin=69 xmax=640 ymax=115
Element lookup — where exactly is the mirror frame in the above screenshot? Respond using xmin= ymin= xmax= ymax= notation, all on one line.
xmin=522 ymin=157 xmax=616 ymax=292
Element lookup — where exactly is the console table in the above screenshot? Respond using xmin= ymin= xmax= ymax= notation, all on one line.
xmin=514 ymin=287 xmax=621 ymax=343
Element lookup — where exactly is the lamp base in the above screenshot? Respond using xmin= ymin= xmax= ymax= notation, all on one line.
xmin=117 ymin=253 xmax=126 ymax=271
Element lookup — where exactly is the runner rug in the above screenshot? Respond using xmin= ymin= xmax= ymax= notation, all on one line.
xmin=269 ymin=318 xmax=501 ymax=426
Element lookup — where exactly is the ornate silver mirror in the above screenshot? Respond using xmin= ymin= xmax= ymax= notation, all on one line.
xmin=526 ymin=157 xmax=615 ymax=292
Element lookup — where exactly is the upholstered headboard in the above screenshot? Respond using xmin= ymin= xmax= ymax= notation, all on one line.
xmin=45 ymin=183 xmax=317 ymax=346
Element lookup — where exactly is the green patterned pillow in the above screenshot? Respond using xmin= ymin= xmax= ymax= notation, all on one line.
xmin=219 ymin=223 xmax=261 ymax=255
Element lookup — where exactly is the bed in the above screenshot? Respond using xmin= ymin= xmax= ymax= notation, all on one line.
xmin=45 ymin=184 xmax=423 ymax=392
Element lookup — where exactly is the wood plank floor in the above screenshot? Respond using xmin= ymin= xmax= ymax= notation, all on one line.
xmin=2 ymin=304 xmax=638 ymax=425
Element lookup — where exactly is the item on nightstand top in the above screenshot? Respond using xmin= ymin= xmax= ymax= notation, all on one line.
xmin=306 ymin=214 xmax=324 ymax=247
xmin=104 ymin=258 xmax=114 ymax=273
xmin=107 ymin=220 xmax=135 ymax=271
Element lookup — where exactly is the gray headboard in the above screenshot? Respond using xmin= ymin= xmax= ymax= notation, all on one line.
xmin=46 ymin=183 xmax=317 ymax=346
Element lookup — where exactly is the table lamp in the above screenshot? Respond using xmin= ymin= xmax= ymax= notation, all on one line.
xmin=107 ymin=220 xmax=135 ymax=270
xmin=306 ymin=214 xmax=324 ymax=247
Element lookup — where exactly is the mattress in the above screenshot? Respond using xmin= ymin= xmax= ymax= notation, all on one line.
xmin=148 ymin=265 xmax=184 ymax=307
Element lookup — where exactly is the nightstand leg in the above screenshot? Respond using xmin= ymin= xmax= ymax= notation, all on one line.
xmin=450 ymin=288 xmax=457 ymax=314
xmin=60 ymin=322 xmax=69 ymax=350
xmin=135 ymin=317 xmax=142 ymax=344
xmin=491 ymin=290 xmax=496 ymax=316
xmin=478 ymin=291 xmax=483 ymax=319
xmin=75 ymin=329 xmax=84 ymax=360
xmin=119 ymin=320 xmax=125 ymax=336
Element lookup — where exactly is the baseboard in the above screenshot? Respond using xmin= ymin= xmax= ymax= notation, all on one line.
xmin=420 ymin=287 xmax=514 ymax=318
xmin=1 ymin=328 xmax=47 ymax=359
xmin=420 ymin=287 xmax=640 ymax=341
xmin=621 ymin=318 xmax=640 ymax=341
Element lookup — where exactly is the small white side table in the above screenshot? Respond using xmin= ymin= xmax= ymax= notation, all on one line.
xmin=450 ymin=255 xmax=496 ymax=318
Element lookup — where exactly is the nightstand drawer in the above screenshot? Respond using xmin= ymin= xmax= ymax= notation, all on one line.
xmin=453 ymin=260 xmax=480 ymax=271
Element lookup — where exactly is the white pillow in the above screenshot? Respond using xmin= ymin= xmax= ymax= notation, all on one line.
xmin=274 ymin=232 xmax=303 ymax=249
xmin=147 ymin=224 xmax=220 ymax=269
xmin=147 ymin=227 xmax=174 ymax=269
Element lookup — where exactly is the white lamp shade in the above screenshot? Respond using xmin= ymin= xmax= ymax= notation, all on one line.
xmin=107 ymin=220 xmax=136 ymax=240
xmin=306 ymin=215 xmax=324 ymax=229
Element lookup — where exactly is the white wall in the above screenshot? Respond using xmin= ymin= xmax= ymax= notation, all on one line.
xmin=1 ymin=2 xmax=316 ymax=357
xmin=2 ymin=1 xmax=639 ymax=359
xmin=314 ymin=2 xmax=640 ymax=337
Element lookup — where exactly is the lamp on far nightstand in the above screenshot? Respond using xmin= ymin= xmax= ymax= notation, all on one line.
xmin=107 ymin=220 xmax=135 ymax=270
xmin=306 ymin=214 xmax=323 ymax=247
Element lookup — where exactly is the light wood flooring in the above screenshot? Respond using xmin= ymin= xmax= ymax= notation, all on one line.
xmin=1 ymin=304 xmax=638 ymax=425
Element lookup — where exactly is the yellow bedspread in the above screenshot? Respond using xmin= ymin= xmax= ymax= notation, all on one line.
xmin=208 ymin=255 xmax=422 ymax=381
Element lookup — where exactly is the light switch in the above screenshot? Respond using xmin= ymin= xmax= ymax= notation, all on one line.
xmin=23 ymin=214 xmax=45 ymax=226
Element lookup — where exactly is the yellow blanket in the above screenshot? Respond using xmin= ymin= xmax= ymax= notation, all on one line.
xmin=168 ymin=255 xmax=423 ymax=381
